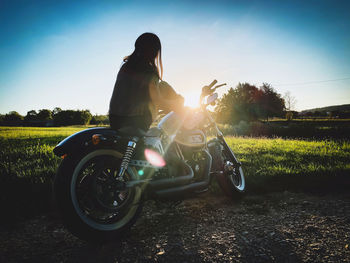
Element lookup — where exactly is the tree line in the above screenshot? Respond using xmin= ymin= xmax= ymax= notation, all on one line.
xmin=2 ymin=82 xmax=346 ymax=127
xmin=0 ymin=108 xmax=109 ymax=126
xmin=0 ymin=82 xmax=291 ymax=127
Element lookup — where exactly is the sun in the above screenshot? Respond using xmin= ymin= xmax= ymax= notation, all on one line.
xmin=184 ymin=93 xmax=201 ymax=108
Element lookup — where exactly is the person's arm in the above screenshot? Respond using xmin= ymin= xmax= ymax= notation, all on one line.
xmin=149 ymin=78 xmax=184 ymax=113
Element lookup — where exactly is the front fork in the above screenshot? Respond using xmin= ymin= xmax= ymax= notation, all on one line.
xmin=217 ymin=134 xmax=242 ymax=168
xmin=204 ymin=108 xmax=241 ymax=168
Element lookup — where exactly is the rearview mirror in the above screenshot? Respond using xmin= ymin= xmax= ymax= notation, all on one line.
xmin=206 ymin=93 xmax=218 ymax=105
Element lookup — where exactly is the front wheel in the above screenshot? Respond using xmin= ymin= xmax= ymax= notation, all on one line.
xmin=53 ymin=149 xmax=143 ymax=242
xmin=216 ymin=162 xmax=245 ymax=198
xmin=209 ymin=141 xmax=245 ymax=198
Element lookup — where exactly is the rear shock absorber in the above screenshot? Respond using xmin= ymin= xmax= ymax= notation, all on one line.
xmin=117 ymin=137 xmax=139 ymax=178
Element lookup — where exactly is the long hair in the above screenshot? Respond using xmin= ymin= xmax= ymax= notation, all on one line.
xmin=123 ymin=33 xmax=163 ymax=79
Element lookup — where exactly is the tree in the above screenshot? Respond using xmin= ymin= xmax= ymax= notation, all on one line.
xmin=215 ymin=82 xmax=285 ymax=124
xmin=215 ymin=87 xmax=237 ymax=124
xmin=283 ymin=91 xmax=297 ymax=120
xmin=52 ymin=107 xmax=62 ymax=117
xmin=77 ymin=110 xmax=92 ymax=125
xmin=24 ymin=110 xmax=38 ymax=121
xmin=4 ymin=111 xmax=23 ymax=122
xmin=53 ymin=109 xmax=92 ymax=126
xmin=283 ymin=91 xmax=297 ymax=112
xmin=216 ymin=83 xmax=263 ymax=124
xmin=259 ymin=83 xmax=285 ymax=121
xmin=90 ymin=114 xmax=109 ymax=125
xmin=53 ymin=110 xmax=74 ymax=126
xmin=37 ymin=109 xmax=52 ymax=121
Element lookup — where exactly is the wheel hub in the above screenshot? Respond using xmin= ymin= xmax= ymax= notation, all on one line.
xmin=94 ymin=172 xmax=129 ymax=212
xmin=224 ymin=161 xmax=241 ymax=187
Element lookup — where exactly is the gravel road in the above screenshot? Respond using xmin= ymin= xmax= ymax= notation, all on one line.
xmin=1 ymin=192 xmax=350 ymax=263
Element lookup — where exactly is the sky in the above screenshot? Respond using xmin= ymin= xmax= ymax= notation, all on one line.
xmin=0 ymin=0 xmax=349 ymax=115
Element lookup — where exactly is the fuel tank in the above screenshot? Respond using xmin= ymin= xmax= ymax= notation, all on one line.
xmin=158 ymin=112 xmax=182 ymax=136
xmin=158 ymin=112 xmax=206 ymax=148
xmin=175 ymin=129 xmax=206 ymax=148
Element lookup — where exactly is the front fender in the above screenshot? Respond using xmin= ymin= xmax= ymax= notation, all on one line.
xmin=53 ymin=127 xmax=122 ymax=157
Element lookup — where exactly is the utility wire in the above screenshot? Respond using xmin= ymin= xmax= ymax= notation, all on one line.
xmin=273 ymin=77 xmax=350 ymax=86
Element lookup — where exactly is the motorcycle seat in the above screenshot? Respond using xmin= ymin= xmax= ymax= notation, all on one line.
xmin=117 ymin=126 xmax=146 ymax=138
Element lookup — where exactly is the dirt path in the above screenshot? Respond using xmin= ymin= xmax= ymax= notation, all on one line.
xmin=1 ymin=192 xmax=350 ymax=263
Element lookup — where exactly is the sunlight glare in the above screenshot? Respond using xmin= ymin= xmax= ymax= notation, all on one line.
xmin=184 ymin=92 xmax=201 ymax=108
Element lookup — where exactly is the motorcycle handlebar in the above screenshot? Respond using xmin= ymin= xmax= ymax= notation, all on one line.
xmin=201 ymin=80 xmax=227 ymax=98
xmin=208 ymin=79 xmax=218 ymax=89
xmin=213 ymin=83 xmax=227 ymax=90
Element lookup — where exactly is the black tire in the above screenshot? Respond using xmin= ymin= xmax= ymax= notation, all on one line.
xmin=209 ymin=140 xmax=245 ymax=198
xmin=53 ymin=149 xmax=143 ymax=243
xmin=216 ymin=163 xmax=245 ymax=198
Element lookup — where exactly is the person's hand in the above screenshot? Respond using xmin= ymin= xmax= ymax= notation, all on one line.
xmin=201 ymin=80 xmax=226 ymax=99
xmin=201 ymin=80 xmax=218 ymax=96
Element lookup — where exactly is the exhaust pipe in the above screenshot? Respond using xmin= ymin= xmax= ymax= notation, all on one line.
xmin=127 ymin=157 xmax=195 ymax=189
xmin=149 ymin=158 xmax=194 ymax=190
xmin=154 ymin=150 xmax=212 ymax=199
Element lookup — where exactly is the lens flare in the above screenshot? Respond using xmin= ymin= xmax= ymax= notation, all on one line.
xmin=144 ymin=149 xmax=166 ymax=167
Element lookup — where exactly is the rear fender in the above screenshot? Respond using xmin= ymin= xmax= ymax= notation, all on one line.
xmin=53 ymin=127 xmax=127 ymax=157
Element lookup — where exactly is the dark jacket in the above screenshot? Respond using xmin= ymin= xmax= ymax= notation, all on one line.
xmin=109 ymin=60 xmax=159 ymax=117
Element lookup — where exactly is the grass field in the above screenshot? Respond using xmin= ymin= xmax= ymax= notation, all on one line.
xmin=0 ymin=126 xmax=349 ymax=222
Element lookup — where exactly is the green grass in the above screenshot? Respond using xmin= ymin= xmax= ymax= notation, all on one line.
xmin=0 ymin=126 xmax=349 ymax=222
xmin=0 ymin=126 xmax=87 ymax=223
xmin=0 ymin=126 xmax=87 ymax=139
xmin=225 ymin=137 xmax=350 ymax=193
xmin=226 ymin=137 xmax=350 ymax=176
xmin=1 ymin=126 xmax=349 ymax=186
xmin=0 ymin=127 xmax=85 ymax=184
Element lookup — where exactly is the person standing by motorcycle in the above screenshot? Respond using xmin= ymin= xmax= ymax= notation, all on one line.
xmin=109 ymin=32 xmax=184 ymax=132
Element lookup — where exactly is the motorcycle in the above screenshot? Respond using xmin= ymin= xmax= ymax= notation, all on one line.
xmin=53 ymin=80 xmax=245 ymax=242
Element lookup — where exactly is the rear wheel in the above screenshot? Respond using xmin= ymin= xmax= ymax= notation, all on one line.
xmin=54 ymin=149 xmax=142 ymax=242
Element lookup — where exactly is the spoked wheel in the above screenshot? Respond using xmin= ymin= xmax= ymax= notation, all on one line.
xmin=54 ymin=149 xmax=142 ymax=242
xmin=210 ymin=141 xmax=245 ymax=198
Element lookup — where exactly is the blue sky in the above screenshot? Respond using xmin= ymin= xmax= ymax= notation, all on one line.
xmin=1 ymin=0 xmax=349 ymax=115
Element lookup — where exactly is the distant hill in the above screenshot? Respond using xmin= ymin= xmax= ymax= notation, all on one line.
xmin=301 ymin=104 xmax=350 ymax=113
